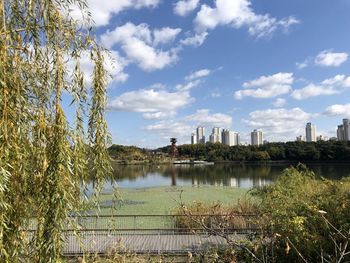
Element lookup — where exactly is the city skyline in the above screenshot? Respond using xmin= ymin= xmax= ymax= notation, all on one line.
xmin=60 ymin=0 xmax=350 ymax=148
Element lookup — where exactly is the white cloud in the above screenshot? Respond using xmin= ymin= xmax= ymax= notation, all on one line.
xmin=180 ymin=32 xmax=208 ymax=47
xmin=244 ymin=108 xmax=311 ymax=141
xmin=100 ymin=23 xmax=180 ymax=71
xmin=153 ymin=27 xmax=182 ymax=46
xmin=176 ymin=79 xmax=202 ymax=91
xmin=194 ymin=0 xmax=299 ymax=38
xmin=71 ymin=0 xmax=160 ymax=27
xmin=315 ymin=50 xmax=348 ymax=67
xmin=185 ymin=69 xmax=211 ymax=80
xmin=234 ymin=72 xmax=294 ymax=99
xmin=174 ymin=0 xmax=200 ymax=16
xmin=108 ymin=88 xmax=194 ymax=119
xmin=296 ymin=60 xmax=308 ymax=69
xmin=323 ymin=104 xmax=350 ymax=117
xmin=66 ymin=50 xmax=128 ymax=87
xmin=291 ymin=75 xmax=350 ymax=100
xmin=272 ymin=98 xmax=286 ymax=107
xmin=144 ymin=108 xmax=234 ymax=144
xmin=185 ymin=109 xmax=232 ymax=127
xmin=145 ymin=121 xmax=193 ymax=138
xmin=211 ymin=90 xmax=221 ymax=98
xmin=143 ymin=111 xmax=176 ymax=120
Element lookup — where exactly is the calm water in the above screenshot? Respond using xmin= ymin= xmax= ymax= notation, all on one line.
xmin=108 ymin=163 xmax=350 ymax=189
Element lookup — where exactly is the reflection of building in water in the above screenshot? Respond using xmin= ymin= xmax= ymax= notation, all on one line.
xmin=170 ymin=167 xmax=177 ymax=186
xmin=214 ymin=181 xmax=224 ymax=187
xmin=252 ymin=177 xmax=270 ymax=188
xmin=229 ymin=178 xmax=238 ymax=187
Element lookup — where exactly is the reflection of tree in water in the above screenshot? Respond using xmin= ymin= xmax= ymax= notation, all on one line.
xmin=162 ymin=164 xmax=277 ymax=187
xmin=107 ymin=163 xmax=350 ymax=188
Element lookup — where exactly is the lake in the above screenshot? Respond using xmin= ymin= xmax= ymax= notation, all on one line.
xmin=109 ymin=162 xmax=350 ymax=189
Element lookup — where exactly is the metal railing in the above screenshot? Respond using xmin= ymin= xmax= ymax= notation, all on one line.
xmin=30 ymin=214 xmax=258 ymax=233
xmin=27 ymin=214 xmax=258 ymax=255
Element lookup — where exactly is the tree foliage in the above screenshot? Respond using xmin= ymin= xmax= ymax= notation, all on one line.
xmin=250 ymin=164 xmax=350 ymax=262
xmin=163 ymin=141 xmax=350 ymax=162
xmin=0 ymin=0 xmax=111 ymax=261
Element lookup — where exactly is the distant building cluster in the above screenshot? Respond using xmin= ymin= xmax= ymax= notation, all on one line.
xmin=337 ymin=119 xmax=350 ymax=141
xmin=190 ymin=118 xmax=350 ymax=146
xmin=191 ymin=127 xmax=240 ymax=146
xmin=296 ymin=119 xmax=350 ymax=142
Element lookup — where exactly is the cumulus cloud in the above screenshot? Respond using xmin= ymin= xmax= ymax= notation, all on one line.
xmin=272 ymin=98 xmax=286 ymax=107
xmin=176 ymin=79 xmax=202 ymax=91
xmin=153 ymin=27 xmax=182 ymax=46
xmin=180 ymin=32 xmax=209 ymax=47
xmin=70 ymin=0 xmax=160 ymax=27
xmin=184 ymin=109 xmax=232 ymax=127
xmin=315 ymin=50 xmax=348 ymax=67
xmin=323 ymin=104 xmax=350 ymax=117
xmin=175 ymin=68 xmax=211 ymax=91
xmin=143 ymin=111 xmax=176 ymax=120
xmin=108 ymin=88 xmax=194 ymax=116
xmin=291 ymin=75 xmax=350 ymax=100
xmin=243 ymin=108 xmax=311 ymax=141
xmin=145 ymin=121 xmax=193 ymax=138
xmin=66 ymin=50 xmax=128 ymax=87
xmin=185 ymin=69 xmax=211 ymax=80
xmin=174 ymin=0 xmax=200 ymax=16
xmin=194 ymin=0 xmax=299 ymax=37
xmin=100 ymin=23 xmax=180 ymax=71
xmin=296 ymin=60 xmax=308 ymax=69
xmin=234 ymin=72 xmax=294 ymax=99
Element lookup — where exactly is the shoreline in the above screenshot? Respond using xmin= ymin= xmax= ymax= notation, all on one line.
xmin=111 ymin=159 xmax=350 ymax=165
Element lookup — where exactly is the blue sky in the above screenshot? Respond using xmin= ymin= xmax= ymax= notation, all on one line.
xmin=68 ymin=0 xmax=350 ymax=148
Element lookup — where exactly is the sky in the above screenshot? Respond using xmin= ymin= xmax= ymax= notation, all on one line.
xmin=66 ymin=0 xmax=350 ymax=148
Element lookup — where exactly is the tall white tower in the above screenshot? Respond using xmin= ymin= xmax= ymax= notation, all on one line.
xmin=191 ymin=133 xmax=197 ymax=145
xmin=196 ymin=127 xmax=205 ymax=144
xmin=251 ymin=129 xmax=263 ymax=146
xmin=343 ymin=119 xmax=350 ymax=141
xmin=337 ymin=125 xmax=344 ymax=141
xmin=306 ymin=122 xmax=316 ymax=142
xmin=210 ymin=127 xmax=221 ymax=143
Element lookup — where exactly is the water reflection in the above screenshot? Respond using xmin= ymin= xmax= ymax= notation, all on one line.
xmin=108 ymin=163 xmax=350 ymax=189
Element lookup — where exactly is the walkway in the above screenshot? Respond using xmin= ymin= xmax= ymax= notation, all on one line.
xmin=64 ymin=231 xmax=248 ymax=255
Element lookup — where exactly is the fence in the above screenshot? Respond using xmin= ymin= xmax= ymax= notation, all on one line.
xmin=27 ymin=214 xmax=259 ymax=255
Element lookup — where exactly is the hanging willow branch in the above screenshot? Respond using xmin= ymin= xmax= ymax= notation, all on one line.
xmin=0 ymin=0 xmax=112 ymax=262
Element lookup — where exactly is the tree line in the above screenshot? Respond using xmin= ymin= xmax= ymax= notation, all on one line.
xmin=156 ymin=141 xmax=350 ymax=162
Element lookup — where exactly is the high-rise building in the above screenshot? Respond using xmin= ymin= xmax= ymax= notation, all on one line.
xmin=337 ymin=125 xmax=344 ymax=141
xmin=296 ymin=135 xmax=304 ymax=142
xmin=251 ymin=129 xmax=263 ymax=146
xmin=191 ymin=133 xmax=197 ymax=145
xmin=337 ymin=119 xmax=350 ymax=141
xmin=210 ymin=127 xmax=221 ymax=143
xmin=196 ymin=127 xmax=205 ymax=144
xmin=343 ymin=119 xmax=350 ymax=141
xmin=306 ymin=122 xmax=316 ymax=142
xmin=222 ymin=129 xmax=240 ymax=146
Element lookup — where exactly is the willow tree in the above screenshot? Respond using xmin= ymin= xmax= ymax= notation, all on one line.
xmin=0 ymin=0 xmax=112 ymax=262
